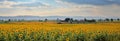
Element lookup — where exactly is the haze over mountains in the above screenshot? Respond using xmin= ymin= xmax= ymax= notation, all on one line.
xmin=0 ymin=16 xmax=119 ymax=20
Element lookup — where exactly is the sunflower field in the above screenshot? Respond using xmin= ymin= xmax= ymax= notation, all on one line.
xmin=0 ymin=22 xmax=120 ymax=41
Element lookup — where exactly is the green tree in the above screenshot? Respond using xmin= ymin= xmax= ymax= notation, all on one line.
xmin=8 ymin=19 xmax=11 ymax=22
xmin=44 ymin=19 xmax=48 ymax=22
xmin=105 ymin=18 xmax=110 ymax=22
xmin=84 ymin=18 xmax=87 ymax=22
xmin=111 ymin=18 xmax=113 ymax=22
xmin=65 ymin=18 xmax=70 ymax=22
xmin=117 ymin=18 xmax=119 ymax=21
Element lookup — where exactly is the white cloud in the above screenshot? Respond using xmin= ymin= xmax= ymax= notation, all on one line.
xmin=0 ymin=0 xmax=51 ymax=8
xmin=0 ymin=0 xmax=120 ymax=17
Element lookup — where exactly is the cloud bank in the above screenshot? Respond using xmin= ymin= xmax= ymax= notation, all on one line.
xmin=0 ymin=0 xmax=120 ymax=17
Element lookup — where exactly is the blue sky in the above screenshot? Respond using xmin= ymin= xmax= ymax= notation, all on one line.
xmin=62 ymin=0 xmax=120 ymax=5
xmin=0 ymin=0 xmax=120 ymax=17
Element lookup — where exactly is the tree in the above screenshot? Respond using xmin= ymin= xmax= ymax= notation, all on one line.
xmin=65 ymin=18 xmax=70 ymax=22
xmin=74 ymin=19 xmax=79 ymax=23
xmin=92 ymin=19 xmax=96 ymax=22
xmin=44 ymin=19 xmax=48 ymax=22
xmin=111 ymin=18 xmax=113 ymax=22
xmin=105 ymin=18 xmax=110 ymax=22
xmin=8 ymin=19 xmax=11 ymax=22
xmin=98 ymin=19 xmax=102 ymax=22
xmin=86 ymin=19 xmax=96 ymax=23
xmin=117 ymin=18 xmax=119 ymax=21
xmin=84 ymin=18 xmax=87 ymax=22
xmin=69 ymin=18 xmax=73 ymax=24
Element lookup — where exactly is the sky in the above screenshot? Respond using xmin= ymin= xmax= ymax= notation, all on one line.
xmin=0 ymin=0 xmax=120 ymax=17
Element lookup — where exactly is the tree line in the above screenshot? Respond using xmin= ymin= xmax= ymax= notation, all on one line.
xmin=0 ymin=18 xmax=120 ymax=24
xmin=56 ymin=18 xmax=120 ymax=24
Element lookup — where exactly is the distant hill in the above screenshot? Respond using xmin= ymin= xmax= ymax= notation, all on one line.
xmin=0 ymin=16 xmax=119 ymax=20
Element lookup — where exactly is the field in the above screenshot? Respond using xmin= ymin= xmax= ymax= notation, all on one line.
xmin=0 ymin=22 xmax=120 ymax=41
